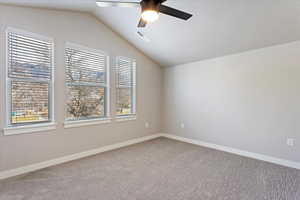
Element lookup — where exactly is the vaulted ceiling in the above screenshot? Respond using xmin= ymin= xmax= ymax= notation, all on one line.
xmin=1 ymin=0 xmax=300 ymax=66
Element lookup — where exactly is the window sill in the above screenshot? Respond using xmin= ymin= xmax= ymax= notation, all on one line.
xmin=115 ymin=115 xmax=137 ymax=122
xmin=64 ymin=118 xmax=112 ymax=129
xmin=3 ymin=122 xmax=57 ymax=136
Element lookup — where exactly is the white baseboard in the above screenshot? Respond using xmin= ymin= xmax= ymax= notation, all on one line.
xmin=2 ymin=133 xmax=299 ymax=180
xmin=0 ymin=134 xmax=162 ymax=180
xmin=160 ymin=133 xmax=300 ymax=170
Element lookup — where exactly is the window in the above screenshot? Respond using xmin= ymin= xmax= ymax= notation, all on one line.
xmin=115 ymin=57 xmax=136 ymax=116
xmin=6 ymin=28 xmax=54 ymax=126
xmin=65 ymin=43 xmax=109 ymax=121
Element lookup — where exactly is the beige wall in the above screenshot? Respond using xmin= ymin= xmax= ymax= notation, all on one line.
xmin=163 ymin=41 xmax=300 ymax=163
xmin=0 ymin=5 xmax=163 ymax=171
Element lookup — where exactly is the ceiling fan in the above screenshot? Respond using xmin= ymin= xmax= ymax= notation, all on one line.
xmin=96 ymin=0 xmax=193 ymax=28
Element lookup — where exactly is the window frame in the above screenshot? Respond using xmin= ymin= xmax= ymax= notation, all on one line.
xmin=4 ymin=27 xmax=55 ymax=133
xmin=115 ymin=56 xmax=137 ymax=119
xmin=64 ymin=42 xmax=111 ymax=127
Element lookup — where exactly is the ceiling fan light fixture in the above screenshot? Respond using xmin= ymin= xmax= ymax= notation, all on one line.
xmin=141 ymin=10 xmax=159 ymax=23
xmin=96 ymin=0 xmax=193 ymax=28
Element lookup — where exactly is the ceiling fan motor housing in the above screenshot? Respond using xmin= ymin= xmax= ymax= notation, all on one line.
xmin=140 ymin=0 xmax=162 ymax=12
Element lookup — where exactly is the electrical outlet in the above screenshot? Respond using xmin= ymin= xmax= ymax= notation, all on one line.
xmin=287 ymin=138 xmax=294 ymax=147
xmin=145 ymin=122 xmax=150 ymax=128
xmin=180 ymin=123 xmax=185 ymax=129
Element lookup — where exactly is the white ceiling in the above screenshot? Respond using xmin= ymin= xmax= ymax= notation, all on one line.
xmin=1 ymin=0 xmax=300 ymax=66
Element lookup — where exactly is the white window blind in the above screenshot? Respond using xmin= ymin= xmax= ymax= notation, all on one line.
xmin=116 ymin=57 xmax=136 ymax=116
xmin=65 ymin=44 xmax=109 ymax=121
xmin=7 ymin=29 xmax=53 ymax=126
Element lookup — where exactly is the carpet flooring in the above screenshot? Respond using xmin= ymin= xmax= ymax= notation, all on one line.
xmin=1 ymin=138 xmax=300 ymax=200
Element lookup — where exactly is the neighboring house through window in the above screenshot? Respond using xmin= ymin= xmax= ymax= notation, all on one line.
xmin=6 ymin=28 xmax=54 ymax=126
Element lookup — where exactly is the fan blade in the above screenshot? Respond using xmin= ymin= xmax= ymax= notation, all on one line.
xmin=138 ymin=19 xmax=147 ymax=28
xmin=96 ymin=1 xmax=140 ymax=8
xmin=159 ymin=5 xmax=192 ymax=20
